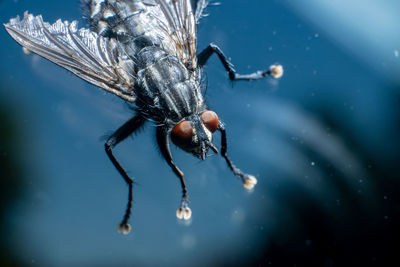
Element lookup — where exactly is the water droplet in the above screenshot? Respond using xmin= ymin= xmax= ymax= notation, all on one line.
xmin=394 ymin=50 xmax=399 ymax=58
xmin=310 ymin=162 xmax=315 ymax=166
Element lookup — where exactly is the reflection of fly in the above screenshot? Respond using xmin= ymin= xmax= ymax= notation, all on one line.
xmin=5 ymin=0 xmax=283 ymax=234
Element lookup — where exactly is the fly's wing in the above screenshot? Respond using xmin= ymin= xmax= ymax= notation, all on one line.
xmin=154 ymin=0 xmax=198 ymax=69
xmin=192 ymin=0 xmax=210 ymax=22
xmin=85 ymin=0 xmax=199 ymax=70
xmin=4 ymin=12 xmax=136 ymax=102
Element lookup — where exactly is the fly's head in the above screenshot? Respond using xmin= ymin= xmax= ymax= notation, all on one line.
xmin=171 ymin=110 xmax=219 ymax=159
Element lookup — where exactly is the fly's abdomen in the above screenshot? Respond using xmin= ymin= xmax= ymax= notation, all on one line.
xmin=89 ymin=1 xmax=171 ymax=52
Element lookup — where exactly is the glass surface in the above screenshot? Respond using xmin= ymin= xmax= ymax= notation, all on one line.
xmin=1 ymin=0 xmax=399 ymax=265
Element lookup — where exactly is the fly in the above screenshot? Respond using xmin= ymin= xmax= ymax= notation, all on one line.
xmin=4 ymin=0 xmax=283 ymax=234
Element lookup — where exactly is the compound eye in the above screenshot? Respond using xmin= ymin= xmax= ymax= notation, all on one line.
xmin=201 ymin=110 xmax=219 ymax=133
xmin=171 ymin=120 xmax=193 ymax=144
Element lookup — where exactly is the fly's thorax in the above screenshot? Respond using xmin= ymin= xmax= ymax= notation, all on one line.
xmin=171 ymin=110 xmax=219 ymax=159
xmin=136 ymin=52 xmax=205 ymax=123
xmin=135 ymin=46 xmax=169 ymax=68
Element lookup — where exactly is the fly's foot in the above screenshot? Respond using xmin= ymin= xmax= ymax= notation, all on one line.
xmin=176 ymin=202 xmax=192 ymax=220
xmin=242 ymin=174 xmax=258 ymax=190
xmin=117 ymin=223 xmax=131 ymax=235
xmin=269 ymin=64 xmax=284 ymax=78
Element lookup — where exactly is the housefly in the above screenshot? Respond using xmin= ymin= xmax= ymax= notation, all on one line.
xmin=4 ymin=0 xmax=283 ymax=234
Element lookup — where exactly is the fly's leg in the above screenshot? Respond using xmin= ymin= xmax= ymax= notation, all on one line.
xmin=105 ymin=114 xmax=146 ymax=234
xmin=197 ymin=43 xmax=283 ymax=80
xmin=156 ymin=126 xmax=192 ymax=220
xmin=218 ymin=122 xmax=258 ymax=190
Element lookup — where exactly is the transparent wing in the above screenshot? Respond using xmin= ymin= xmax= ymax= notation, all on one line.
xmin=4 ymin=12 xmax=136 ymax=102
xmin=192 ymin=0 xmax=210 ymax=22
xmin=153 ymin=0 xmax=198 ymax=69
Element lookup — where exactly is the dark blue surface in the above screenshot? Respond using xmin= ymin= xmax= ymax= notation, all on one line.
xmin=1 ymin=0 xmax=399 ymax=265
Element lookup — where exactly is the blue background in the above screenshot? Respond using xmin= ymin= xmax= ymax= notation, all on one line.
xmin=1 ymin=0 xmax=400 ymax=266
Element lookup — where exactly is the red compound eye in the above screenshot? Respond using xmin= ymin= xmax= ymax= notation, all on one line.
xmin=201 ymin=110 xmax=219 ymax=133
xmin=171 ymin=120 xmax=193 ymax=145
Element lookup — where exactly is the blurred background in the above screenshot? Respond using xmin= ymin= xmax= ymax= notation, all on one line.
xmin=1 ymin=0 xmax=399 ymax=266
